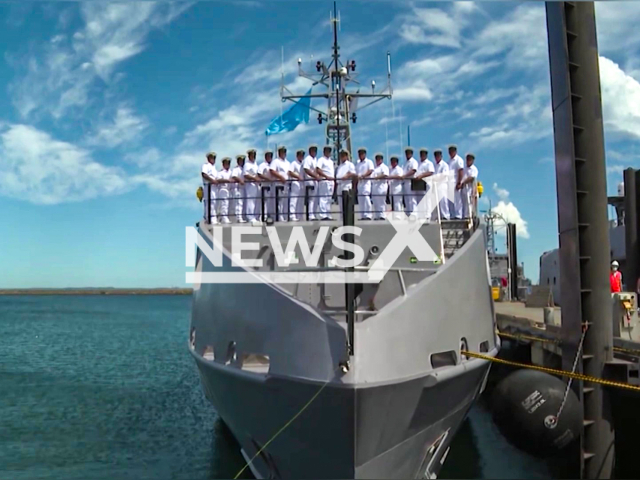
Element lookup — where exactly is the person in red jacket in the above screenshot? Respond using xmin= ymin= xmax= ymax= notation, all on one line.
xmin=610 ymin=261 xmax=622 ymax=293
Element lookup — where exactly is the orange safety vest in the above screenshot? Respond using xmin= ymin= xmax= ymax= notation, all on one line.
xmin=610 ymin=271 xmax=622 ymax=293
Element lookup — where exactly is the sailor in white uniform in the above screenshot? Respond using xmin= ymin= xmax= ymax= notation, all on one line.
xmin=432 ymin=149 xmax=450 ymax=220
xmin=274 ymin=146 xmax=291 ymax=221
xmin=460 ymin=153 xmax=479 ymax=219
xmin=388 ymin=155 xmax=404 ymax=218
xmin=335 ymin=149 xmax=356 ymax=219
xmin=301 ymin=145 xmax=320 ymax=220
xmin=217 ymin=158 xmax=233 ymax=224
xmin=315 ymin=146 xmax=335 ymax=220
xmin=288 ymin=149 xmax=304 ymax=221
xmin=258 ymin=150 xmax=278 ymax=220
xmin=242 ymin=148 xmax=260 ymax=224
xmin=415 ymin=148 xmax=435 ymax=220
xmin=371 ymin=153 xmax=389 ymax=220
xmin=355 ymin=147 xmax=374 ymax=220
xmin=402 ymin=147 xmax=419 ymax=216
xmin=231 ymin=155 xmax=246 ymax=223
xmin=201 ymin=151 xmax=218 ymax=224
xmin=448 ymin=144 xmax=465 ymax=219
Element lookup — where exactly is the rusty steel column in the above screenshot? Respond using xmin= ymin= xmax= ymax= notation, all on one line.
xmin=545 ymin=2 xmax=615 ymax=478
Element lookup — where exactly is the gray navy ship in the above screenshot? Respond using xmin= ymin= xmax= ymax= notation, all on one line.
xmin=188 ymin=6 xmax=500 ymax=478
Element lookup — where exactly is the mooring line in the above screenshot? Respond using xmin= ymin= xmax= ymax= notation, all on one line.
xmin=462 ymin=350 xmax=640 ymax=393
xmin=233 ymin=364 xmax=341 ymax=479
xmin=496 ymin=330 xmax=640 ymax=356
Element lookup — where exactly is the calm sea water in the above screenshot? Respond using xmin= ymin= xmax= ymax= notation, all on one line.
xmin=0 ymin=295 xmax=558 ymax=479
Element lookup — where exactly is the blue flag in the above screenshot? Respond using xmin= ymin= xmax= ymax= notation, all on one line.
xmin=265 ymin=89 xmax=312 ymax=136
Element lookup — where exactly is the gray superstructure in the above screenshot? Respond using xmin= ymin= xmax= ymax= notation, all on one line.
xmin=189 ymin=7 xmax=499 ymax=478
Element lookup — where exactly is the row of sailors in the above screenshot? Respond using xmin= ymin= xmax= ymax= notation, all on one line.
xmin=201 ymin=144 xmax=478 ymax=224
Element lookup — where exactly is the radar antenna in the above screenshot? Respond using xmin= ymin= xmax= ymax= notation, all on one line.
xmin=280 ymin=1 xmax=393 ymax=159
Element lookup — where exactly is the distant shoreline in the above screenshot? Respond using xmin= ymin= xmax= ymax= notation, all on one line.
xmin=0 ymin=288 xmax=193 ymax=296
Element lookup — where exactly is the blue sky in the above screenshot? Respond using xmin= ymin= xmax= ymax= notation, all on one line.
xmin=1 ymin=1 xmax=640 ymax=288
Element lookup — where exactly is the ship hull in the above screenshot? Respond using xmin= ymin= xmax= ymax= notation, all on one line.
xmin=189 ymin=220 xmax=499 ymax=478
xmin=192 ymin=350 xmax=490 ymax=479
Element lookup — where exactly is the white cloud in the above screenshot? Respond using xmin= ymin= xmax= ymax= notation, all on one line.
xmin=599 ymin=56 xmax=640 ymax=139
xmin=473 ymin=4 xmax=547 ymax=72
xmin=8 ymin=2 xmax=192 ymax=120
xmin=492 ymin=182 xmax=510 ymax=201
xmin=0 ymin=124 xmax=129 ymax=205
xmin=595 ymin=2 xmax=640 ymax=56
xmin=85 ymin=107 xmax=149 ymax=147
xmin=125 ymin=147 xmax=161 ymax=168
xmin=492 ymin=200 xmax=530 ymax=239
xmin=398 ymin=3 xmax=477 ymax=49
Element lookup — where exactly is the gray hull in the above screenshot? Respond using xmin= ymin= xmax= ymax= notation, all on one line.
xmin=193 ymin=351 xmax=489 ymax=478
xmin=189 ymin=219 xmax=499 ymax=478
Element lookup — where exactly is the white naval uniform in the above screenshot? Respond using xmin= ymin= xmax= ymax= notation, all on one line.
xmin=335 ymin=160 xmax=356 ymax=219
xmin=243 ymin=161 xmax=259 ymax=222
xmin=316 ymin=156 xmax=335 ymax=219
xmin=461 ymin=164 xmax=478 ymax=219
xmin=448 ymin=154 xmax=464 ymax=219
xmin=301 ymin=155 xmax=318 ymax=220
xmin=371 ymin=162 xmax=389 ymax=220
xmin=217 ymin=167 xmax=233 ymax=224
xmin=416 ymin=159 xmax=435 ymax=220
xmin=403 ymin=157 xmax=419 ymax=215
xmin=273 ymin=158 xmax=290 ymax=221
xmin=231 ymin=165 xmax=245 ymax=222
xmin=356 ymin=157 xmax=375 ymax=219
xmin=388 ymin=165 xmax=404 ymax=216
xmin=288 ymin=160 xmax=303 ymax=221
xmin=258 ymin=161 xmax=275 ymax=220
xmin=432 ymin=160 xmax=450 ymax=220
xmin=201 ymin=162 xmax=218 ymax=224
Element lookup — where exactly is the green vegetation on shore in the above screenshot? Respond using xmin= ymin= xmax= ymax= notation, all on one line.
xmin=0 ymin=288 xmax=193 ymax=295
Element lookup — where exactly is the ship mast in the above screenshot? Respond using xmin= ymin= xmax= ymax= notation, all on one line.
xmin=280 ymin=1 xmax=393 ymax=160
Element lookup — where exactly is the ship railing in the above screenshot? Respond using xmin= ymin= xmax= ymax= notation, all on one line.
xmin=201 ymin=176 xmax=460 ymax=229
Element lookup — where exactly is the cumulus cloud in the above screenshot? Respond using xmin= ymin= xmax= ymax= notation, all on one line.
xmin=489 ymin=183 xmax=529 ymax=239
xmin=491 ymin=200 xmax=530 ymax=239
xmin=0 ymin=124 xmax=129 ymax=204
xmin=599 ymin=56 xmax=640 ymax=139
xmin=492 ymin=183 xmax=510 ymax=201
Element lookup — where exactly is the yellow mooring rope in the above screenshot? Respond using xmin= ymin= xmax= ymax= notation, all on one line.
xmin=462 ymin=350 xmax=640 ymax=393
xmin=496 ymin=330 xmax=640 ymax=356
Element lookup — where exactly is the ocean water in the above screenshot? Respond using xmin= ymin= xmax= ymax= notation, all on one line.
xmin=0 ymin=295 xmax=559 ymax=479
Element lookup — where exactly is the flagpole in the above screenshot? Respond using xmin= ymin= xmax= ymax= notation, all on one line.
xmin=281 ymin=46 xmax=284 ymax=121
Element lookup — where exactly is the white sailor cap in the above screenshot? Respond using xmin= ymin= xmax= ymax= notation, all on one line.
xmin=339 ymin=149 xmax=351 ymax=157
xmin=434 ymin=148 xmax=443 ymax=154
xmin=323 ymin=145 xmax=333 ymax=151
xmin=296 ymin=148 xmax=305 ymax=155
xmin=277 ymin=145 xmax=287 ymax=151
xmin=419 ymin=147 xmax=428 ymax=154
xmin=206 ymin=151 xmax=217 ymax=158
xmin=264 ymin=149 xmax=273 ymax=155
xmin=404 ymin=146 xmax=414 ymax=152
xmin=236 ymin=154 xmax=246 ymax=160
xmin=466 ymin=152 xmax=475 ymax=159
xmin=308 ymin=144 xmax=318 ymax=150
xmin=374 ymin=152 xmax=384 ymax=159
xmin=448 ymin=144 xmax=458 ymax=150
xmin=221 ymin=157 xmax=231 ymax=163
xmin=247 ymin=148 xmax=256 ymax=154
xmin=390 ymin=154 xmax=400 ymax=161
xmin=357 ymin=146 xmax=367 ymax=152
